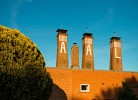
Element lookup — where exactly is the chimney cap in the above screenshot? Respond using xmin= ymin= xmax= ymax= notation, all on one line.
xmin=83 ymin=33 xmax=93 ymax=36
xmin=56 ymin=29 xmax=68 ymax=33
xmin=110 ymin=36 xmax=121 ymax=40
xmin=73 ymin=43 xmax=77 ymax=44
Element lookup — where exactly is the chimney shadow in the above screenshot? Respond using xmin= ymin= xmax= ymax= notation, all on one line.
xmin=49 ymin=83 xmax=67 ymax=100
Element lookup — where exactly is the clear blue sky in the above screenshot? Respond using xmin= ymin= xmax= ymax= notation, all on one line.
xmin=0 ymin=0 xmax=138 ymax=72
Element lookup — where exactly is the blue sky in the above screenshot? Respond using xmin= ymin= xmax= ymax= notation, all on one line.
xmin=0 ymin=0 xmax=138 ymax=71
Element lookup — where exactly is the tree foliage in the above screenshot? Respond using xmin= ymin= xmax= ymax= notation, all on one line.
xmin=0 ymin=65 xmax=53 ymax=100
xmin=0 ymin=25 xmax=53 ymax=100
xmin=0 ymin=25 xmax=45 ymax=67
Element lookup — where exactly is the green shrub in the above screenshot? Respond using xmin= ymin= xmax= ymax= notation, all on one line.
xmin=0 ymin=25 xmax=45 ymax=67
xmin=0 ymin=25 xmax=53 ymax=100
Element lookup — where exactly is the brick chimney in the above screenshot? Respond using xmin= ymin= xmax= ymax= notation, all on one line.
xmin=110 ymin=37 xmax=123 ymax=71
xmin=71 ymin=43 xmax=79 ymax=69
xmin=56 ymin=29 xmax=68 ymax=68
xmin=82 ymin=33 xmax=94 ymax=70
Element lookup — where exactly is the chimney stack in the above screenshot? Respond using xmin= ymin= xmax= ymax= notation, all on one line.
xmin=110 ymin=36 xmax=123 ymax=71
xmin=56 ymin=29 xmax=68 ymax=68
xmin=71 ymin=43 xmax=79 ymax=69
xmin=82 ymin=33 xmax=94 ymax=70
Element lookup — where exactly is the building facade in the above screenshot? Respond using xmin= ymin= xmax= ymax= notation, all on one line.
xmin=48 ymin=68 xmax=138 ymax=100
xmin=47 ymin=29 xmax=138 ymax=100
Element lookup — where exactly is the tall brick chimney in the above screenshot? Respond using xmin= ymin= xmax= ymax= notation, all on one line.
xmin=82 ymin=33 xmax=94 ymax=70
xmin=110 ymin=37 xmax=122 ymax=71
xmin=56 ymin=29 xmax=68 ymax=68
xmin=71 ymin=43 xmax=79 ymax=69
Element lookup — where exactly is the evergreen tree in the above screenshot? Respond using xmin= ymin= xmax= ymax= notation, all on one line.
xmin=0 ymin=25 xmax=45 ymax=67
xmin=0 ymin=25 xmax=53 ymax=100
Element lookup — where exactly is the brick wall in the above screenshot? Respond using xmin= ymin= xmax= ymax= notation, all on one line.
xmin=47 ymin=68 xmax=72 ymax=100
xmin=47 ymin=68 xmax=138 ymax=100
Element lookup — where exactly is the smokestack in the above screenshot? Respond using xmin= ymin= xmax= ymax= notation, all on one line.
xmin=71 ymin=43 xmax=79 ymax=69
xmin=56 ymin=29 xmax=69 ymax=68
xmin=82 ymin=33 xmax=94 ymax=70
xmin=110 ymin=36 xmax=123 ymax=71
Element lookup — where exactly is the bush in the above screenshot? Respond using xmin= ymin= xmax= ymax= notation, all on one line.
xmin=0 ymin=25 xmax=45 ymax=67
xmin=0 ymin=65 xmax=53 ymax=100
xmin=0 ymin=25 xmax=53 ymax=100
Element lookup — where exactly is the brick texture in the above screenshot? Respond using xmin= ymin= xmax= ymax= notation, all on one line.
xmin=71 ymin=43 xmax=79 ymax=69
xmin=56 ymin=29 xmax=69 ymax=68
xmin=82 ymin=33 xmax=94 ymax=69
xmin=47 ymin=68 xmax=72 ymax=100
xmin=110 ymin=37 xmax=122 ymax=71
xmin=47 ymin=68 xmax=138 ymax=100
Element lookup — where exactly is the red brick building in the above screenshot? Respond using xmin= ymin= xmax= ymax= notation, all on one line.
xmin=47 ymin=29 xmax=138 ymax=100
xmin=47 ymin=68 xmax=138 ymax=100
